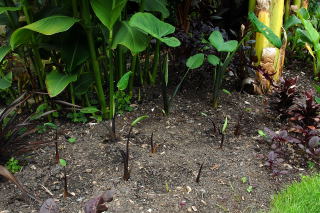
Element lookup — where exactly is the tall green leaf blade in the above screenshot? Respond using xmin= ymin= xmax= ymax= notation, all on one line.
xmin=145 ymin=0 xmax=169 ymax=18
xmin=0 ymin=45 xmax=11 ymax=63
xmin=45 ymin=70 xmax=77 ymax=97
xmin=112 ymin=21 xmax=149 ymax=54
xmin=0 ymin=72 xmax=12 ymax=90
xmin=186 ymin=53 xmax=204 ymax=69
xmin=117 ymin=71 xmax=132 ymax=91
xmin=0 ymin=7 xmax=21 ymax=14
xmin=248 ymin=12 xmax=282 ymax=48
xmin=90 ymin=0 xmax=127 ymax=30
xmin=10 ymin=16 xmax=79 ymax=48
xmin=129 ymin=12 xmax=175 ymax=39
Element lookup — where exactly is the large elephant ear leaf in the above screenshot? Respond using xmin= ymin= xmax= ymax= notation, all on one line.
xmin=248 ymin=12 xmax=282 ymax=48
xmin=45 ymin=70 xmax=77 ymax=97
xmin=112 ymin=21 xmax=149 ymax=55
xmin=129 ymin=12 xmax=180 ymax=47
xmin=145 ymin=0 xmax=169 ymax=18
xmin=90 ymin=0 xmax=128 ymax=30
xmin=10 ymin=16 xmax=79 ymax=49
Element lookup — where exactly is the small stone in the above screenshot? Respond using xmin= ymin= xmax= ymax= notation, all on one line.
xmin=186 ymin=186 xmax=192 ymax=194
xmin=187 ymin=207 xmax=192 ymax=212
xmin=92 ymin=181 xmax=97 ymax=185
xmin=147 ymin=209 xmax=152 ymax=212
xmin=85 ymin=169 xmax=92 ymax=173
xmin=191 ymin=206 xmax=198 ymax=212
xmin=30 ymin=165 xmax=36 ymax=170
xmin=201 ymin=200 xmax=207 ymax=205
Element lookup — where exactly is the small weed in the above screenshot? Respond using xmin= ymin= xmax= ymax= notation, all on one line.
xmin=67 ymin=137 xmax=77 ymax=143
xmin=241 ymin=176 xmax=248 ymax=184
xmin=5 ymin=157 xmax=22 ymax=173
xmin=246 ymin=185 xmax=253 ymax=193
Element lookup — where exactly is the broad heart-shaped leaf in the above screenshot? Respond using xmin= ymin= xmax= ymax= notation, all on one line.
xmin=145 ymin=0 xmax=169 ymax=18
xmin=45 ymin=70 xmax=77 ymax=97
xmin=207 ymin=54 xmax=220 ymax=66
xmin=0 ymin=72 xmax=12 ymax=89
xmin=117 ymin=71 xmax=132 ymax=91
xmin=186 ymin=53 xmax=204 ymax=69
xmin=74 ymin=73 xmax=94 ymax=96
xmin=10 ymin=16 xmax=79 ymax=49
xmin=90 ymin=0 xmax=127 ymax=30
xmin=0 ymin=45 xmax=11 ymax=63
xmin=248 ymin=12 xmax=282 ymax=48
xmin=129 ymin=12 xmax=175 ymax=39
xmin=209 ymin=31 xmax=238 ymax=52
xmin=159 ymin=37 xmax=181 ymax=47
xmin=0 ymin=7 xmax=21 ymax=14
xmin=112 ymin=21 xmax=149 ymax=55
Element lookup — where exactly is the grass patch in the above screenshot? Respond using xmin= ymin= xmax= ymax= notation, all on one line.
xmin=269 ymin=174 xmax=320 ymax=213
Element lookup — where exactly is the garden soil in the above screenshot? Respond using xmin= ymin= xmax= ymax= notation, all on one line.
xmin=0 ymin=60 xmax=316 ymax=213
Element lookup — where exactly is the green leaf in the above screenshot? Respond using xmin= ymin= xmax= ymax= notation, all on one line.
xmin=222 ymin=116 xmax=228 ymax=133
xmin=297 ymin=8 xmax=310 ymax=20
xmin=131 ymin=115 xmax=149 ymax=127
xmin=248 ymin=12 xmax=282 ymax=48
xmin=186 ymin=53 xmax=204 ymax=69
xmin=10 ymin=16 xmax=79 ymax=49
xmin=90 ymin=0 xmax=128 ymax=30
xmin=74 ymin=73 xmax=95 ymax=96
xmin=315 ymin=85 xmax=320 ymax=93
xmin=0 ymin=72 xmax=12 ymax=90
xmin=59 ymin=159 xmax=67 ymax=167
xmin=80 ymin=106 xmax=100 ymax=114
xmin=67 ymin=137 xmax=77 ymax=143
xmin=45 ymin=70 xmax=77 ymax=97
xmin=207 ymin=54 xmax=220 ymax=66
xmin=163 ymin=53 xmax=169 ymax=86
xmin=159 ymin=37 xmax=181 ymax=47
xmin=112 ymin=21 xmax=149 ymax=54
xmin=0 ymin=45 xmax=11 ymax=63
xmin=129 ymin=12 xmax=180 ymax=47
xmin=222 ymin=89 xmax=231 ymax=95
xmin=315 ymin=96 xmax=320 ymax=104
xmin=247 ymin=185 xmax=253 ymax=193
xmin=284 ymin=15 xmax=301 ymax=30
xmin=145 ymin=0 xmax=169 ymax=18
xmin=209 ymin=31 xmax=238 ymax=52
xmin=241 ymin=176 xmax=248 ymax=183
xmin=258 ymin=130 xmax=266 ymax=137
xmin=44 ymin=122 xmax=58 ymax=129
xmin=117 ymin=71 xmax=132 ymax=91
xmin=0 ymin=7 xmax=21 ymax=14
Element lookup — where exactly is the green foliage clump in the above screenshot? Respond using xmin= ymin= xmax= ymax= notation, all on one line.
xmin=269 ymin=174 xmax=320 ymax=213
xmin=5 ymin=157 xmax=22 ymax=173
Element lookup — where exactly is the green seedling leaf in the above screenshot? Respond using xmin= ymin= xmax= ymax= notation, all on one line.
xmin=315 ymin=96 xmax=320 ymax=104
xmin=258 ymin=130 xmax=266 ymax=137
xmin=0 ymin=7 xmax=21 ymax=14
xmin=112 ymin=21 xmax=149 ymax=54
xmin=209 ymin=31 xmax=238 ymax=52
xmin=207 ymin=54 xmax=220 ymax=66
xmin=59 ymin=159 xmax=67 ymax=167
xmin=186 ymin=53 xmax=204 ymax=69
xmin=248 ymin=12 xmax=282 ymax=48
xmin=67 ymin=137 xmax=77 ymax=143
xmin=0 ymin=72 xmax=12 ymax=90
xmin=45 ymin=70 xmax=77 ymax=97
xmin=129 ymin=12 xmax=180 ymax=47
xmin=247 ymin=185 xmax=253 ymax=193
xmin=222 ymin=89 xmax=231 ymax=95
xmin=80 ymin=106 xmax=100 ymax=114
xmin=241 ymin=177 xmax=248 ymax=184
xmin=117 ymin=71 xmax=132 ymax=91
xmin=222 ymin=116 xmax=228 ymax=134
xmin=10 ymin=16 xmax=79 ymax=49
xmin=44 ymin=122 xmax=58 ymax=129
xmin=131 ymin=115 xmax=149 ymax=127
xmin=90 ymin=0 xmax=128 ymax=30
xmin=0 ymin=45 xmax=11 ymax=63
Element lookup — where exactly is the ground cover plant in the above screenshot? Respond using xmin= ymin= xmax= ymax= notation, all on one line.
xmin=1 ymin=0 xmax=320 ymax=212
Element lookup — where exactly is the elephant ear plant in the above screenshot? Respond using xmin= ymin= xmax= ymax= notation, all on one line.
xmin=189 ymin=30 xmax=242 ymax=107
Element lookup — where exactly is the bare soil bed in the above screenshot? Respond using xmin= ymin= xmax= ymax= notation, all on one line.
xmin=0 ymin=61 xmax=316 ymax=213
